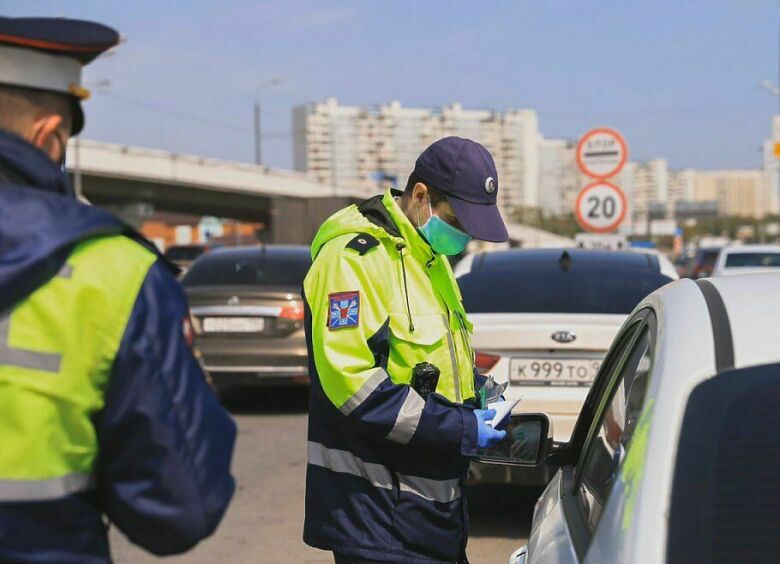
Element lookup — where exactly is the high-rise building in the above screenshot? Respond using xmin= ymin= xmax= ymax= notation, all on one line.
xmin=693 ymin=170 xmax=768 ymax=218
xmin=294 ymin=99 xmax=774 ymax=225
xmin=537 ymin=138 xmax=579 ymax=216
xmin=293 ymin=99 xmax=540 ymax=216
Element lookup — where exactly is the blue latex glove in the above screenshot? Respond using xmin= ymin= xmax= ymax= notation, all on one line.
xmin=474 ymin=409 xmax=507 ymax=448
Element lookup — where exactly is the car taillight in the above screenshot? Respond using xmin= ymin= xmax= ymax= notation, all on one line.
xmin=475 ymin=351 xmax=501 ymax=373
xmin=183 ymin=315 xmax=195 ymax=347
xmin=279 ymin=303 xmax=304 ymax=321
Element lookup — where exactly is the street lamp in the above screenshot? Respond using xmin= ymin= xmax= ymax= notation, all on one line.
xmin=254 ymin=78 xmax=281 ymax=165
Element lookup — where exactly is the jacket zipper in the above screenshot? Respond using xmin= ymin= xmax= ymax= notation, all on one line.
xmin=455 ymin=311 xmax=474 ymax=398
xmin=442 ymin=313 xmax=462 ymax=404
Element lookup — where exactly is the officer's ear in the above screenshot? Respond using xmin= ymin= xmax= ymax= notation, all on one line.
xmin=29 ymin=112 xmax=68 ymax=164
xmin=412 ymin=182 xmax=430 ymax=206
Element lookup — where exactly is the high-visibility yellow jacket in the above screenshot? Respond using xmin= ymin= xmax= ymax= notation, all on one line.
xmin=0 ymin=130 xmax=236 ymax=563
xmin=303 ymin=189 xmax=484 ymax=563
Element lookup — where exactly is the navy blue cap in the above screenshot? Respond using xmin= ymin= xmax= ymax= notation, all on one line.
xmin=0 ymin=17 xmax=120 ymax=134
xmin=413 ymin=136 xmax=508 ymax=243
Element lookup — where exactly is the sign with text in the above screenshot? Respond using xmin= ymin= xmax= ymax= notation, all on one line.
xmin=575 ymin=181 xmax=628 ymax=233
xmin=576 ymin=128 xmax=628 ymax=179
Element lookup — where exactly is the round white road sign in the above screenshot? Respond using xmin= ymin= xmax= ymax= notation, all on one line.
xmin=575 ymin=181 xmax=628 ymax=233
xmin=576 ymin=127 xmax=628 ymax=179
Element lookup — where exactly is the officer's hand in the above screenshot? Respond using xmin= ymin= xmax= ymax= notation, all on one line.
xmin=474 ymin=409 xmax=507 ymax=448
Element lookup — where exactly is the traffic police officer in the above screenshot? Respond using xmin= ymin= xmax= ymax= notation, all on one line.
xmin=0 ymin=17 xmax=236 ymax=562
xmin=303 ymin=137 xmax=508 ymax=563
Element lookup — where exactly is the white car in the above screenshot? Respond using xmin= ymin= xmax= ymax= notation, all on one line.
xmin=712 ymin=244 xmax=780 ymax=276
xmin=475 ymin=273 xmax=780 ymax=564
xmin=456 ymin=249 xmax=675 ymax=468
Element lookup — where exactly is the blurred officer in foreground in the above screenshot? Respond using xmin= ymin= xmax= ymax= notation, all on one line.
xmin=303 ymin=137 xmax=508 ymax=563
xmin=0 ymin=17 xmax=236 ymax=562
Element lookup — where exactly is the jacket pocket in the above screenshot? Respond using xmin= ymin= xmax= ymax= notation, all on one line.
xmin=387 ymin=313 xmax=450 ymax=388
xmin=388 ymin=312 xmax=447 ymax=346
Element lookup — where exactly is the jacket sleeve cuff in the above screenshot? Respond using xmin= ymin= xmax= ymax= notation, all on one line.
xmin=460 ymin=406 xmax=479 ymax=457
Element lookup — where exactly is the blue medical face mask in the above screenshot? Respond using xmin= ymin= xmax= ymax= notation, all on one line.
xmin=417 ymin=200 xmax=471 ymax=256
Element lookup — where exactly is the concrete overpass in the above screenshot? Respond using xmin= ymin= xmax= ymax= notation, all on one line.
xmin=66 ymin=139 xmax=371 ymax=243
xmin=64 ymin=139 xmax=573 ymax=247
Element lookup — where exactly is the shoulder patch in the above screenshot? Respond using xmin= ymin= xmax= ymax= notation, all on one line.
xmin=345 ymin=233 xmax=380 ymax=256
xmin=329 ymin=291 xmax=360 ymax=330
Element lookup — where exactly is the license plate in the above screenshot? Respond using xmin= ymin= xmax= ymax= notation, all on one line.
xmin=509 ymin=357 xmax=601 ymax=387
xmin=202 ymin=317 xmax=265 ymax=333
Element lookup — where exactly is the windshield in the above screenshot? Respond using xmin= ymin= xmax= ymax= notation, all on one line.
xmin=724 ymin=252 xmax=780 ymax=268
xmin=459 ymin=259 xmax=672 ymax=315
xmin=182 ymin=250 xmax=311 ymax=287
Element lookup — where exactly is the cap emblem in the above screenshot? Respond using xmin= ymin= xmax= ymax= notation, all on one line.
xmin=485 ymin=177 xmax=496 ymax=194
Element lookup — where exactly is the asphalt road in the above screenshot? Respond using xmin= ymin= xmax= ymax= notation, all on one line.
xmin=112 ymin=386 xmax=535 ymax=564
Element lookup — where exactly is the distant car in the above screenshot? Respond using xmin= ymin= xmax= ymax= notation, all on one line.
xmin=477 ymin=273 xmax=780 ymax=564
xmin=182 ymin=245 xmax=311 ymax=393
xmin=457 ymin=249 xmax=674 ymax=485
xmin=685 ymin=246 xmax=721 ymax=278
xmin=711 ymin=244 xmax=780 ymax=276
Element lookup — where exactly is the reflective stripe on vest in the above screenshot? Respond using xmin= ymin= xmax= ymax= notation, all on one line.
xmin=307 ymin=441 xmax=461 ymax=503
xmin=0 ymin=472 xmax=94 ymax=502
xmin=0 ymin=235 xmax=156 ymax=499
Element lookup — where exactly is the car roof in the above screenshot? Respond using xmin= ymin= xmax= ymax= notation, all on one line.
xmin=203 ymin=244 xmax=311 ymax=260
xmin=645 ymin=273 xmax=780 ymax=384
xmin=473 ymin=248 xmax=661 ymax=273
xmin=702 ymin=273 xmax=780 ymax=367
xmin=720 ymin=244 xmax=780 ymax=254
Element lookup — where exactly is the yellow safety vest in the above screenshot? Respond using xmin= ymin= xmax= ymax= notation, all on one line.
xmin=0 ymin=235 xmax=155 ymax=500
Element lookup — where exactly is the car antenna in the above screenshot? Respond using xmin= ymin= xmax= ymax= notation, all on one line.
xmin=559 ymin=250 xmax=572 ymax=271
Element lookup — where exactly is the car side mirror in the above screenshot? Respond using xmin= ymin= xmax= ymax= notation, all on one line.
xmin=475 ymin=413 xmax=552 ymax=466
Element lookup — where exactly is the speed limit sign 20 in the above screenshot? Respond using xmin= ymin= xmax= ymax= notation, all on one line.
xmin=575 ymin=181 xmax=627 ymax=233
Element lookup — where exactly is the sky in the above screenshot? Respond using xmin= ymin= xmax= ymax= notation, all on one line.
xmin=4 ymin=0 xmax=780 ymax=172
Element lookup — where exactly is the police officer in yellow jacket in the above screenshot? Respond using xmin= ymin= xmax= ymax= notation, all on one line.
xmin=0 ymin=17 xmax=235 ymax=562
xmin=303 ymin=137 xmax=509 ymax=563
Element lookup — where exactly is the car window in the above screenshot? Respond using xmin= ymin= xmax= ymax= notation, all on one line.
xmin=459 ymin=265 xmax=671 ymax=314
xmin=182 ymin=251 xmax=311 ymax=287
xmin=724 ymin=252 xmax=780 ymax=268
xmin=701 ymin=250 xmax=719 ymax=266
xmin=574 ymin=324 xmax=654 ymax=534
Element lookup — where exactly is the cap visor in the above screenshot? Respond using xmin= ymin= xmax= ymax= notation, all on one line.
xmin=448 ymin=196 xmax=508 ymax=243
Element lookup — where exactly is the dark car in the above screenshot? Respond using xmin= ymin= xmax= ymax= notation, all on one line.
xmin=182 ymin=245 xmax=311 ymax=393
xmin=685 ymin=246 xmax=721 ymax=279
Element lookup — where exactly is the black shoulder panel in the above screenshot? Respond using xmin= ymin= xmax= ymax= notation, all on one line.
xmin=345 ymin=233 xmax=380 ymax=256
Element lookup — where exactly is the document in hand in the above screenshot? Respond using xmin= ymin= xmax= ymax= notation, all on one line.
xmin=485 ymin=398 xmax=520 ymax=428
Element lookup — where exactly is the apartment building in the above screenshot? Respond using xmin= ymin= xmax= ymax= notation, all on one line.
xmin=693 ymin=170 xmax=769 ymax=219
xmin=293 ymin=99 xmax=541 ymax=215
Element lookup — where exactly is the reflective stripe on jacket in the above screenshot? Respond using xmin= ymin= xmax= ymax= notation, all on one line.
xmin=303 ymin=189 xmax=482 ymax=563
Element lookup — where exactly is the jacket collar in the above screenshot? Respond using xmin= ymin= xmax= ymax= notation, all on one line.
xmin=0 ymin=129 xmax=71 ymax=196
xmin=380 ymin=190 xmax=436 ymax=266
